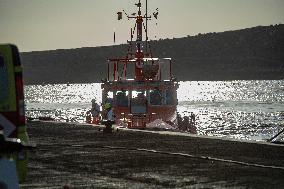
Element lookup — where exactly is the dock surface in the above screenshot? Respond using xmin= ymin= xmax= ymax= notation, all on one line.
xmin=21 ymin=121 xmax=284 ymax=188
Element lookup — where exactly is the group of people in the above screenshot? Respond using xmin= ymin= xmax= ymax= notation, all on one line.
xmin=177 ymin=112 xmax=197 ymax=134
xmin=86 ymin=99 xmax=115 ymax=133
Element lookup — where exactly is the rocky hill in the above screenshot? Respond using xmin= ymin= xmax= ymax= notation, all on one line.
xmin=21 ymin=25 xmax=284 ymax=85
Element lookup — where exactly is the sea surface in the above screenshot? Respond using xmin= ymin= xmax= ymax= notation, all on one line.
xmin=24 ymin=80 xmax=284 ymax=142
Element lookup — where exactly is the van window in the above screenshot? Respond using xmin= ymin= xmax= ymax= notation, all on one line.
xmin=0 ymin=54 xmax=9 ymax=110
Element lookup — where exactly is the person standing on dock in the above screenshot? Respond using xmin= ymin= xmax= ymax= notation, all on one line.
xmin=190 ymin=112 xmax=196 ymax=126
xmin=189 ymin=112 xmax=197 ymax=134
xmin=91 ymin=99 xmax=101 ymax=124
xmin=103 ymin=103 xmax=115 ymax=133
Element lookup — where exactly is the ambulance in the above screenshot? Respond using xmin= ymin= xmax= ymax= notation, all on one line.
xmin=0 ymin=44 xmax=29 ymax=182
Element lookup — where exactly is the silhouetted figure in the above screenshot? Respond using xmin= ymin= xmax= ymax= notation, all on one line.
xmin=177 ymin=113 xmax=183 ymax=126
xmin=182 ymin=116 xmax=190 ymax=131
xmin=103 ymin=103 xmax=115 ymax=133
xmin=190 ymin=112 xmax=196 ymax=125
xmin=91 ymin=99 xmax=101 ymax=124
xmin=189 ymin=112 xmax=197 ymax=134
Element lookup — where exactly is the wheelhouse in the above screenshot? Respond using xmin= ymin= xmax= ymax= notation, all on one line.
xmin=102 ymin=58 xmax=178 ymax=128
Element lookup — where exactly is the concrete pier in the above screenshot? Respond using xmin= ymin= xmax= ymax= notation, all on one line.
xmin=21 ymin=121 xmax=284 ymax=188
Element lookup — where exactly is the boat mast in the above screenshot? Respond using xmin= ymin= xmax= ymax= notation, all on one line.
xmin=112 ymin=0 xmax=160 ymax=81
xmin=146 ymin=0 xmax=148 ymax=53
xmin=125 ymin=0 xmax=152 ymax=81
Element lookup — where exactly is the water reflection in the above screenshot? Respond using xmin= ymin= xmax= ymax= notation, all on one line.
xmin=25 ymin=80 xmax=284 ymax=141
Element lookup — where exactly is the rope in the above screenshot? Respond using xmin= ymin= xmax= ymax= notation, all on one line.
xmin=97 ymin=145 xmax=284 ymax=171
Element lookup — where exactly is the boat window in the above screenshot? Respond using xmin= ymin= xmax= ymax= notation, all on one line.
xmin=0 ymin=54 xmax=9 ymax=110
xmin=165 ymin=89 xmax=175 ymax=105
xmin=149 ymin=89 xmax=162 ymax=105
xmin=131 ymin=90 xmax=147 ymax=114
xmin=131 ymin=90 xmax=146 ymax=99
xmin=116 ymin=90 xmax=128 ymax=107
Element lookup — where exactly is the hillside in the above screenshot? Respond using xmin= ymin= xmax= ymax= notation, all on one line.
xmin=21 ymin=25 xmax=284 ymax=85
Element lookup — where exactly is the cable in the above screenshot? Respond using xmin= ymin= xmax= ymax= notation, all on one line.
xmin=96 ymin=145 xmax=284 ymax=171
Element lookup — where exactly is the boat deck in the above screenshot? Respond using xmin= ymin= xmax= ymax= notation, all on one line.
xmin=21 ymin=121 xmax=284 ymax=188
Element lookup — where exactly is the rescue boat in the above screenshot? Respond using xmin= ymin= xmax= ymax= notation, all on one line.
xmin=101 ymin=0 xmax=179 ymax=129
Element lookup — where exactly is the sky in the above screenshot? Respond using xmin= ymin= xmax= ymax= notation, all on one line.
xmin=0 ymin=0 xmax=284 ymax=52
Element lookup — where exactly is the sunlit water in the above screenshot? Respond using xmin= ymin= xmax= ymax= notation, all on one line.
xmin=24 ymin=80 xmax=284 ymax=141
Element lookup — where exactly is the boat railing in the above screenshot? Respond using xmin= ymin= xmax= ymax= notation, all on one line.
xmin=106 ymin=58 xmax=173 ymax=82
